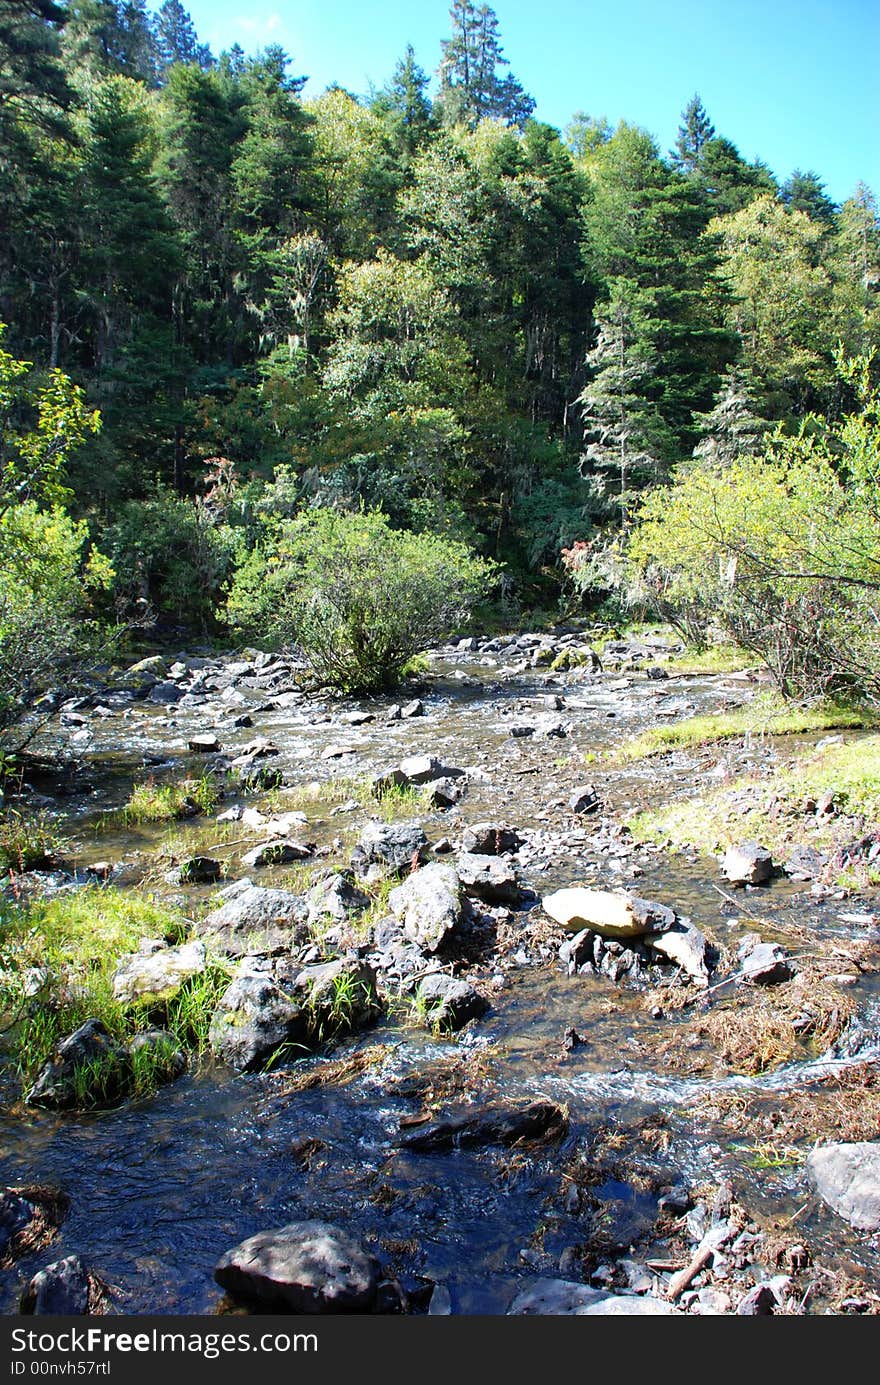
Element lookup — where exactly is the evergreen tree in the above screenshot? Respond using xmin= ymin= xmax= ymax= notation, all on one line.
xmin=373 ymin=45 xmax=434 ymax=165
xmin=693 ymin=136 xmax=778 ymax=214
xmin=578 ymin=279 xmax=672 ymax=523
xmin=63 ymin=0 xmax=158 ymax=84
xmin=436 ymin=1 xmax=534 ymax=129
xmin=690 ymin=366 xmax=770 ymax=469
xmin=672 ymin=93 xmax=715 ymax=174
xmin=154 ymin=0 xmax=212 ymax=74
xmin=0 ymin=0 xmax=73 ymax=152
xmin=781 ymin=168 xmax=837 ymax=223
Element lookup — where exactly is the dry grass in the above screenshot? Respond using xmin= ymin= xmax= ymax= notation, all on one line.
xmin=0 ymin=1185 xmax=69 ymax=1268
xmin=694 ymin=1062 xmax=880 ymax=1148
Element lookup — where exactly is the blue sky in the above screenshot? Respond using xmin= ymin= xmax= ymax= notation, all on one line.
xmin=181 ymin=0 xmax=879 ymax=205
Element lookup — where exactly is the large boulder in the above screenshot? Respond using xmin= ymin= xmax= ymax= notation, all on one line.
xmin=352 ymin=821 xmax=429 ymax=876
xmin=388 ymin=863 xmax=463 ymax=952
xmin=112 ymin=940 xmax=207 ymax=1004
xmin=197 ymin=881 xmax=308 ymax=957
xmin=543 ymin=887 xmax=675 ymax=939
xmin=306 ymin=873 xmax=370 ymax=928
xmin=209 ymin=975 xmax=308 ymax=1072
xmin=295 ymin=959 xmax=380 ymax=1037
xmin=456 ymin=852 xmax=522 ymax=905
xmin=806 ymin=1143 xmax=880 ymax=1230
xmin=460 ymin=823 xmax=523 ymax=855
xmin=215 ymin=1220 xmax=379 ymax=1312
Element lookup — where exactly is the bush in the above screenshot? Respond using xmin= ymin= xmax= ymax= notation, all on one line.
xmin=225 ymin=508 xmax=497 ymax=693
xmin=104 ymin=486 xmax=236 ymax=629
xmin=615 ymin=354 xmax=880 ymax=701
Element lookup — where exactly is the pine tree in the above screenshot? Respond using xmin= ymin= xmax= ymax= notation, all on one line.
xmin=672 ymin=94 xmax=715 ymax=174
xmin=436 ymin=2 xmax=534 ymax=129
xmin=0 ymin=0 xmax=74 ymax=151
xmin=578 ymin=279 xmax=672 ymax=524
xmin=154 ymin=0 xmax=212 ymax=74
xmin=374 ymin=44 xmax=433 ymax=163
xmin=781 ymin=169 xmax=837 ymax=223
xmin=690 ymin=366 xmax=770 ymax=469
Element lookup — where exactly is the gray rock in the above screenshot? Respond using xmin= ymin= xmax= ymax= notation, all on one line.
xmin=559 ymin=928 xmax=594 ymax=973
xmin=401 ymin=700 xmax=425 ymax=719
xmin=568 ymin=785 xmax=600 ymax=815
xmin=399 ymin=1099 xmax=566 ymax=1152
xmin=209 ymin=975 xmax=308 ymax=1072
xmin=26 ymin=1019 xmax=128 ymax=1108
xmin=738 ymin=937 xmax=792 ymax=985
xmin=415 ymin=973 xmax=488 ymax=1031
xmin=578 ymin=1295 xmax=679 ymax=1315
xmin=736 ymin=1284 xmax=777 ymax=1315
xmin=127 ymin=1029 xmax=186 ymax=1076
xmin=399 ymin=755 xmax=443 ymax=783
xmin=784 ymin=845 xmax=828 ymax=880
xmin=240 ymin=839 xmax=312 ymax=869
xmin=215 ymin=1220 xmax=379 ymax=1312
xmin=306 ymin=873 xmax=371 ymax=928
xmin=723 ymin=842 xmax=774 ymax=885
xmin=112 ymin=940 xmax=207 ymax=1004
xmin=506 ymin=1279 xmax=609 ymax=1314
xmin=198 ymin=883 xmax=308 ymax=956
xmin=148 ymin=681 xmax=183 ymax=704
xmin=806 ymin=1142 xmax=880 ymax=1230
xmin=645 ymin=924 xmax=710 ymax=987
xmin=174 ymin=856 xmax=223 ymax=884
xmin=189 ymin=734 xmax=220 ymax=753
xmin=423 ymin=777 xmax=466 ymax=808
xmin=353 ymin=821 xmax=429 ymax=875
xmin=296 ymin=959 xmax=380 ymax=1035
xmin=21 ymin=1256 xmax=91 ymax=1315
xmin=456 ymin=852 xmax=522 ymax=905
xmin=460 ymin=823 xmax=523 ymax=855
xmin=389 ymin=863 xmax=463 ymax=952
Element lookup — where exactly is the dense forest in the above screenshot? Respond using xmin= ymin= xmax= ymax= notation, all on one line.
xmin=1 ymin=0 xmax=879 ymax=717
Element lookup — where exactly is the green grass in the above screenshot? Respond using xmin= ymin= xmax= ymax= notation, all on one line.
xmin=0 ymin=887 xmax=229 ymax=1107
xmin=628 ymin=732 xmax=880 ymax=870
xmin=121 ymin=775 xmax=219 ymax=824
xmin=664 ymin=644 xmax=757 ymax=676
xmin=0 ymin=810 xmax=67 ymax=873
xmin=614 ymin=694 xmax=873 ymax=763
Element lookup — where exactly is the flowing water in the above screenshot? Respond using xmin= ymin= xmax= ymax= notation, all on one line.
xmin=2 ymin=643 xmax=879 ymax=1313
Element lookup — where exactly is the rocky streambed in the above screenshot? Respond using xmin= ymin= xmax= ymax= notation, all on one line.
xmin=2 ymin=628 xmax=880 ymax=1316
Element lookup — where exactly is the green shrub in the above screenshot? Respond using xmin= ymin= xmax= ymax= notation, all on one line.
xmin=0 ymin=810 xmax=66 ymax=872
xmin=225 ymin=508 xmax=497 ymax=693
xmin=122 ymin=775 xmax=219 ymax=824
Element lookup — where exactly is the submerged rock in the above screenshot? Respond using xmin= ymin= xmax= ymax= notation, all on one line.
xmin=806 ymin=1143 xmax=880 ymax=1230
xmin=398 ymin=1099 xmax=566 ymax=1152
xmin=215 ymin=1220 xmax=379 ymax=1312
xmin=543 ymin=887 xmax=675 ymax=939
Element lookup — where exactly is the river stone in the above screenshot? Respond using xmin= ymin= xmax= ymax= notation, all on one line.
xmin=645 ymin=924 xmax=710 ymax=987
xmin=21 ymin=1255 xmax=91 ymax=1315
xmin=113 ymin=940 xmax=207 ymax=1004
xmin=806 ymin=1143 xmax=880 ymax=1230
xmin=240 ymin=839 xmax=313 ymax=869
xmin=174 ymin=856 xmax=223 ymax=884
xmin=189 ymin=734 xmax=220 ymax=753
xmin=568 ymin=785 xmax=600 ymax=815
xmin=148 ymin=681 xmax=184 ymax=705
xmin=456 ymin=852 xmax=522 ymax=905
xmin=389 ymin=863 xmax=463 ymax=952
xmin=506 ymin=1279 xmax=609 ymax=1314
xmin=198 ymin=882 xmax=309 ymax=956
xmin=399 ymin=755 xmax=444 ymax=783
xmin=460 ymin=823 xmax=523 ymax=855
xmin=352 ymin=821 xmax=429 ymax=875
xmin=306 ymin=873 xmax=371 ymax=927
xmin=415 ymin=973 xmax=488 ymax=1031
xmin=400 ymin=700 xmax=424 ymax=719
xmin=0 ymin=1191 xmax=37 ymax=1259
xmin=209 ymin=975 xmax=308 ymax=1072
xmin=738 ymin=938 xmax=792 ymax=985
xmin=578 ymin=1295 xmax=679 ymax=1315
xmin=398 ymin=1099 xmax=566 ymax=1152
xmin=423 ymin=777 xmax=465 ymax=808
xmin=559 ymin=928 xmax=594 ymax=973
xmin=26 ymin=1019 xmax=128 ymax=1109
xmin=542 ymin=887 xmax=675 ymax=939
xmin=723 ymin=842 xmax=774 ymax=885
xmin=784 ymin=844 xmax=828 ymax=880
xmin=215 ymin=1220 xmax=379 ymax=1312
xmin=295 ymin=959 xmax=380 ymax=1034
